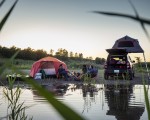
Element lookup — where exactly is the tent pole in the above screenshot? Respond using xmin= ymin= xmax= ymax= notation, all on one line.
xmin=143 ymin=53 xmax=150 ymax=80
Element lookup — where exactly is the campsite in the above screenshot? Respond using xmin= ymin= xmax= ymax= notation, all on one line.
xmin=0 ymin=36 xmax=150 ymax=120
xmin=0 ymin=0 xmax=150 ymax=120
xmin=0 ymin=35 xmax=150 ymax=120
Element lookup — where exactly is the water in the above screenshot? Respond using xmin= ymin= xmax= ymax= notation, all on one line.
xmin=0 ymin=83 xmax=149 ymax=120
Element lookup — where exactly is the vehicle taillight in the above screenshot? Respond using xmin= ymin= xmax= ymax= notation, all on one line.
xmin=127 ymin=62 xmax=131 ymax=69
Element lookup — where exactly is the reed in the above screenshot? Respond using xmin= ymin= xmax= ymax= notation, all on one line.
xmin=3 ymin=76 xmax=32 ymax=120
xmin=140 ymin=62 xmax=150 ymax=120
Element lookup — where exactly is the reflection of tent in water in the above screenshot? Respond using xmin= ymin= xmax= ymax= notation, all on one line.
xmin=112 ymin=35 xmax=150 ymax=79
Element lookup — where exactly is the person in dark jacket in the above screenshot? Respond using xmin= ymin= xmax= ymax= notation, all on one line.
xmin=82 ymin=64 xmax=87 ymax=74
xmin=57 ymin=64 xmax=68 ymax=80
xmin=88 ymin=65 xmax=98 ymax=78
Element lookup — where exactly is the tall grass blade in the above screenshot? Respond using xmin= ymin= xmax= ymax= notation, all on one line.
xmin=0 ymin=0 xmax=19 ymax=31
xmin=0 ymin=0 xmax=5 ymax=7
xmin=128 ymin=0 xmax=150 ymax=40
xmin=92 ymin=11 xmax=150 ymax=25
xmin=92 ymin=9 xmax=150 ymax=40
xmin=142 ymin=72 xmax=150 ymax=120
xmin=0 ymin=50 xmax=19 ymax=75
xmin=140 ymin=62 xmax=150 ymax=120
xmin=128 ymin=0 xmax=139 ymax=18
xmin=143 ymin=84 xmax=150 ymax=120
xmin=3 ymin=89 xmax=13 ymax=104
xmin=25 ymin=78 xmax=85 ymax=120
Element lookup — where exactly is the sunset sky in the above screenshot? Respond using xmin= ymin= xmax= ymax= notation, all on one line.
xmin=0 ymin=0 xmax=150 ymax=61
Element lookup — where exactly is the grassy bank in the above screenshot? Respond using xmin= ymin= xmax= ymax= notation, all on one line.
xmin=0 ymin=57 xmax=104 ymax=69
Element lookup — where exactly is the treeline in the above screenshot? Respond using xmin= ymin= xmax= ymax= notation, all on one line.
xmin=0 ymin=46 xmax=106 ymax=64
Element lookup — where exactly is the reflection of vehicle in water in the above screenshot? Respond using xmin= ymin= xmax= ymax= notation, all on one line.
xmin=104 ymin=84 xmax=145 ymax=120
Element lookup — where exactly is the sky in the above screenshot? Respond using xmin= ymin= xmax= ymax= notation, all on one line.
xmin=0 ymin=0 xmax=150 ymax=61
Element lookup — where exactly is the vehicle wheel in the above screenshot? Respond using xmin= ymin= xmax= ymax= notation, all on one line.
xmin=104 ymin=73 xmax=109 ymax=80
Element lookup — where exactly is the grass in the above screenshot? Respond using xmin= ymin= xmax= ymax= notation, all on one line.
xmin=0 ymin=57 xmax=103 ymax=70
xmin=0 ymin=58 xmax=34 ymax=69
xmin=3 ymin=75 xmax=33 ymax=120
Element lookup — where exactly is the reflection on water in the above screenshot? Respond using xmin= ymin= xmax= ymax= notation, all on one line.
xmin=104 ymin=84 xmax=145 ymax=120
xmin=0 ymin=82 xmax=148 ymax=120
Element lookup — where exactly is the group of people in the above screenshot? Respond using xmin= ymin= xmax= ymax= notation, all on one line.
xmin=81 ymin=64 xmax=98 ymax=78
xmin=57 ymin=64 xmax=98 ymax=81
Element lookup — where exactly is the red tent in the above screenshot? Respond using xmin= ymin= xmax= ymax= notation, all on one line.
xmin=30 ymin=56 xmax=68 ymax=77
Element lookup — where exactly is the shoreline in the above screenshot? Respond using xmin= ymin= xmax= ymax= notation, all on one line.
xmin=0 ymin=72 xmax=149 ymax=86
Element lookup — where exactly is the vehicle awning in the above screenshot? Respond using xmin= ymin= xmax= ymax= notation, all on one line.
xmin=106 ymin=48 xmax=127 ymax=55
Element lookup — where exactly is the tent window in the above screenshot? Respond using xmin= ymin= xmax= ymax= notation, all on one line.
xmin=41 ymin=61 xmax=54 ymax=69
xmin=118 ymin=41 xmax=134 ymax=47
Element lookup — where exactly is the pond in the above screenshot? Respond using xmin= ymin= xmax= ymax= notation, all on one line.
xmin=0 ymin=81 xmax=149 ymax=120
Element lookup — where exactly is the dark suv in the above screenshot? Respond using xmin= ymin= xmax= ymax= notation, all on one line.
xmin=104 ymin=48 xmax=135 ymax=80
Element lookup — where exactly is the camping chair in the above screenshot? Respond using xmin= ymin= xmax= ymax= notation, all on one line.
xmin=57 ymin=72 xmax=63 ymax=79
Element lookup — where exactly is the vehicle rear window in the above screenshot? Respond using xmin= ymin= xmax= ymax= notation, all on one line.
xmin=109 ymin=55 xmax=126 ymax=64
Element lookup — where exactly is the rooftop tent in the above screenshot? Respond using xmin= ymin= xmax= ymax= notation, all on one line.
xmin=112 ymin=35 xmax=149 ymax=80
xmin=30 ymin=56 xmax=68 ymax=78
xmin=112 ymin=35 xmax=144 ymax=53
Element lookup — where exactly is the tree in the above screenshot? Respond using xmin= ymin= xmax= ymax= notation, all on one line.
xmin=89 ymin=56 xmax=93 ymax=60
xmin=35 ymin=49 xmax=47 ymax=60
xmin=49 ymin=49 xmax=54 ymax=56
xmin=75 ymin=52 xmax=78 ymax=58
xmin=79 ymin=53 xmax=83 ymax=59
xmin=18 ymin=47 xmax=35 ymax=60
xmin=62 ymin=49 xmax=68 ymax=58
xmin=55 ymin=48 xmax=68 ymax=60
xmin=95 ymin=57 xmax=106 ymax=64
xmin=69 ymin=51 xmax=74 ymax=58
